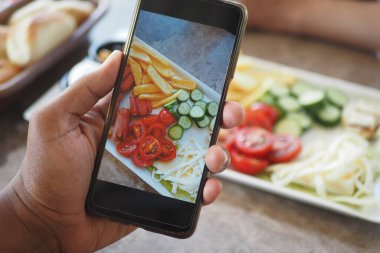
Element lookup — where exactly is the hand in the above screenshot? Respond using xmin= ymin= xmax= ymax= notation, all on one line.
xmin=0 ymin=51 xmax=244 ymax=253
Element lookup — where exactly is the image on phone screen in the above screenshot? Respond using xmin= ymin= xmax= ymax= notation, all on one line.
xmin=96 ymin=9 xmax=237 ymax=204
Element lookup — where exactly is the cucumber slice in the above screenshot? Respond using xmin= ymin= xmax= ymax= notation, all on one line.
xmin=207 ymin=101 xmax=219 ymax=117
xmin=177 ymin=90 xmax=190 ymax=102
xmin=278 ymin=96 xmax=301 ymax=112
xmin=190 ymin=88 xmax=204 ymax=101
xmin=259 ymin=92 xmax=276 ymax=105
xmin=269 ymin=83 xmax=289 ymax=98
xmin=299 ymin=90 xmax=325 ymax=111
xmin=168 ymin=125 xmax=184 ymax=140
xmin=189 ymin=105 xmax=205 ymax=120
xmin=177 ymin=102 xmax=191 ymax=116
xmin=287 ymin=112 xmax=312 ymax=131
xmin=163 ymin=100 xmax=177 ymax=109
xmin=196 ymin=115 xmax=211 ymax=128
xmin=291 ymin=81 xmax=312 ymax=97
xmin=194 ymin=101 xmax=207 ymax=111
xmin=178 ymin=116 xmax=192 ymax=130
xmin=316 ymin=105 xmax=341 ymax=127
xmin=275 ymin=118 xmax=302 ymax=137
xmin=169 ymin=107 xmax=180 ymax=119
xmin=326 ymin=88 xmax=348 ymax=108
xmin=209 ymin=117 xmax=216 ymax=131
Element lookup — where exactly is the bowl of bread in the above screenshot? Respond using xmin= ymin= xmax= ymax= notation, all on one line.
xmin=0 ymin=0 xmax=109 ymax=98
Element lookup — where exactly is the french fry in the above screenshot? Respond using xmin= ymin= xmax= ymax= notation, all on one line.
xmin=226 ymin=90 xmax=245 ymax=101
xmin=128 ymin=58 xmax=142 ymax=86
xmin=147 ymin=66 xmax=173 ymax=95
xmin=230 ymin=72 xmax=258 ymax=92
xmin=132 ymin=40 xmax=171 ymax=67
xmin=239 ymin=77 xmax=274 ymax=107
xmin=139 ymin=93 xmax=168 ymax=100
xmin=151 ymin=58 xmax=175 ymax=78
xmin=129 ymin=48 xmax=151 ymax=64
xmin=139 ymin=61 xmax=148 ymax=73
xmin=142 ymin=74 xmax=152 ymax=84
xmin=171 ymin=76 xmax=197 ymax=91
xmin=152 ymin=90 xmax=182 ymax=108
xmin=133 ymin=84 xmax=161 ymax=95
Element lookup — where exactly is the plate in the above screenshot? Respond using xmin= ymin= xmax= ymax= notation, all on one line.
xmin=0 ymin=0 xmax=109 ymax=98
xmin=217 ymin=56 xmax=380 ymax=223
xmin=104 ymin=37 xmax=220 ymax=202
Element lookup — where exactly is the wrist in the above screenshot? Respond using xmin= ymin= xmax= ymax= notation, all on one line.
xmin=0 ymin=176 xmax=61 ymax=253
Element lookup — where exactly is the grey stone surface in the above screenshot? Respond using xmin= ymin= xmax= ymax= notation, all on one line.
xmin=1 ymin=0 xmax=380 ymax=252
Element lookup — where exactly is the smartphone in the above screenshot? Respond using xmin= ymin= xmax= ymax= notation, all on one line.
xmin=86 ymin=0 xmax=247 ymax=238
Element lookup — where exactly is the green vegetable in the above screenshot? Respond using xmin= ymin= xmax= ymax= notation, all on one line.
xmin=326 ymin=88 xmax=348 ymax=108
xmin=278 ymin=96 xmax=301 ymax=113
xmin=163 ymin=100 xmax=177 ymax=109
xmin=275 ymin=118 xmax=302 ymax=137
xmin=291 ymin=81 xmax=312 ymax=97
xmin=194 ymin=101 xmax=207 ymax=111
xmin=196 ymin=115 xmax=211 ymax=128
xmin=177 ymin=102 xmax=191 ymax=116
xmin=287 ymin=112 xmax=312 ymax=131
xmin=189 ymin=105 xmax=205 ymax=120
xmin=206 ymin=101 xmax=219 ymax=117
xmin=177 ymin=90 xmax=190 ymax=102
xmin=299 ymin=90 xmax=325 ymax=111
xmin=178 ymin=116 xmax=192 ymax=130
xmin=315 ymin=105 xmax=341 ymax=127
xmin=168 ymin=124 xmax=184 ymax=140
xmin=190 ymin=88 xmax=204 ymax=101
xmin=269 ymin=83 xmax=290 ymax=98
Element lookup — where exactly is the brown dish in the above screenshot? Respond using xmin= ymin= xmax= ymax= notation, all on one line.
xmin=0 ymin=0 xmax=109 ymax=98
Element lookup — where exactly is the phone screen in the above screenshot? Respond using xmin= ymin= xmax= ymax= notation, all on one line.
xmin=89 ymin=0 xmax=245 ymax=231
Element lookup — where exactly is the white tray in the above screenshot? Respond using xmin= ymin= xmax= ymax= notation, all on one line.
xmin=217 ymin=56 xmax=380 ymax=223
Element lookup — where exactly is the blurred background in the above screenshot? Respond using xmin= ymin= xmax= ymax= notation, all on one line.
xmin=1 ymin=0 xmax=380 ymax=252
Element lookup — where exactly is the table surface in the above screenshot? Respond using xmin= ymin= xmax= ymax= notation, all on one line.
xmin=1 ymin=0 xmax=380 ymax=252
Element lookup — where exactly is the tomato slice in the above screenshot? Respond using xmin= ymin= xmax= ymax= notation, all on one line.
xmin=242 ymin=109 xmax=273 ymax=131
xmin=269 ymin=135 xmax=302 ymax=163
xmin=129 ymin=120 xmax=146 ymax=144
xmin=159 ymin=109 xmax=176 ymax=126
xmin=158 ymin=138 xmax=176 ymax=161
xmin=116 ymin=141 xmax=137 ymax=157
xmin=139 ymin=136 xmax=162 ymax=160
xmin=235 ymin=127 xmax=273 ymax=157
xmin=148 ymin=122 xmax=167 ymax=139
xmin=251 ymin=103 xmax=279 ymax=125
xmin=112 ymin=108 xmax=130 ymax=143
xmin=141 ymin=115 xmax=159 ymax=126
xmin=230 ymin=148 xmax=268 ymax=175
xmin=132 ymin=151 xmax=154 ymax=167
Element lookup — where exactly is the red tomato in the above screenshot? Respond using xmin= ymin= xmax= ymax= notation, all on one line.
xmin=269 ymin=135 xmax=302 ymax=163
xmin=141 ymin=115 xmax=159 ymax=126
xmin=159 ymin=109 xmax=176 ymax=126
xmin=251 ymin=103 xmax=279 ymax=124
xmin=148 ymin=122 xmax=167 ymax=139
xmin=116 ymin=141 xmax=137 ymax=157
xmin=235 ymin=127 xmax=273 ymax=157
xmin=158 ymin=138 xmax=176 ymax=161
xmin=230 ymin=148 xmax=269 ymax=175
xmin=132 ymin=151 xmax=154 ymax=167
xmin=129 ymin=120 xmax=146 ymax=144
xmin=112 ymin=108 xmax=130 ymax=143
xmin=139 ymin=136 xmax=162 ymax=160
xmin=242 ymin=109 xmax=272 ymax=131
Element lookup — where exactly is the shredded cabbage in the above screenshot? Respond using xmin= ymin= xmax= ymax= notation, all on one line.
xmin=151 ymin=138 xmax=206 ymax=199
xmin=269 ymin=131 xmax=379 ymax=206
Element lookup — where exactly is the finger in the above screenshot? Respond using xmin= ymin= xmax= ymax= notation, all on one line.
xmin=222 ymin=101 xmax=245 ymax=129
xmin=95 ymin=91 xmax=113 ymax=121
xmin=203 ymin=178 xmax=222 ymax=206
xmin=55 ymin=50 xmax=123 ymax=118
xmin=205 ymin=145 xmax=230 ymax=174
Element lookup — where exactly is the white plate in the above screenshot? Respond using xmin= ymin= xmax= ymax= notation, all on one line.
xmin=217 ymin=56 xmax=380 ymax=223
xmin=105 ymin=37 xmax=220 ymax=202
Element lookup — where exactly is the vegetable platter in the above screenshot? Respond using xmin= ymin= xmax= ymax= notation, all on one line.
xmin=104 ymin=37 xmax=220 ymax=203
xmin=218 ymin=55 xmax=380 ymax=223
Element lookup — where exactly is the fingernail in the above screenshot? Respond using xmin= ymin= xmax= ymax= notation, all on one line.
xmin=104 ymin=50 xmax=121 ymax=64
xmin=221 ymin=147 xmax=230 ymax=171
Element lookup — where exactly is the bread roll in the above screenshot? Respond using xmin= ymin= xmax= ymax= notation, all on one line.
xmin=8 ymin=0 xmax=53 ymax=25
xmin=0 ymin=59 xmax=20 ymax=84
xmin=0 ymin=26 xmax=8 ymax=58
xmin=49 ymin=0 xmax=95 ymax=25
xmin=6 ymin=11 xmax=76 ymax=67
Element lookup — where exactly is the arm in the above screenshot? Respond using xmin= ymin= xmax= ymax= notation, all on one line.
xmin=244 ymin=0 xmax=380 ymax=51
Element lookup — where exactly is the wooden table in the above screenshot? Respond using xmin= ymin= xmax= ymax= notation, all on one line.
xmin=1 ymin=0 xmax=380 ymax=252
